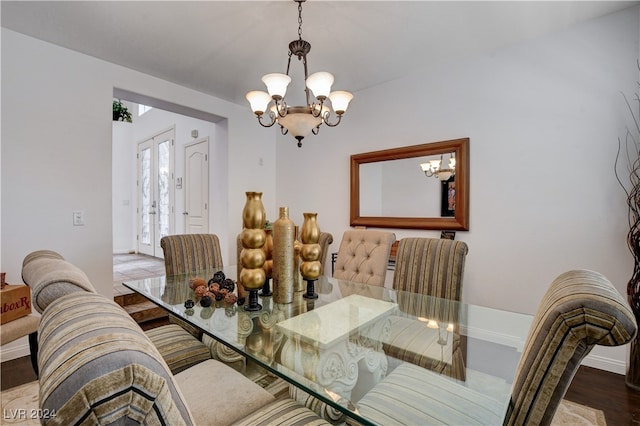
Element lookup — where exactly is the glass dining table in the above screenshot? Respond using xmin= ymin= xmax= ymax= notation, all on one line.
xmin=123 ymin=268 xmax=533 ymax=426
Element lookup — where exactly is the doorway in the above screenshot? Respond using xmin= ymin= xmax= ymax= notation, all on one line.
xmin=184 ymin=138 xmax=209 ymax=233
xmin=137 ymin=128 xmax=175 ymax=256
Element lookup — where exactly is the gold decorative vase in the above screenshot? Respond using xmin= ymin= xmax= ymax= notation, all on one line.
xmin=240 ymin=192 xmax=267 ymax=311
xmin=293 ymin=232 xmax=304 ymax=292
xmin=272 ymin=207 xmax=295 ymax=304
xmin=300 ymin=212 xmax=321 ymax=299
xmin=260 ymin=228 xmax=273 ymax=297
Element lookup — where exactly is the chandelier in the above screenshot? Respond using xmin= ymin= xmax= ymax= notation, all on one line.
xmin=420 ymin=153 xmax=456 ymax=181
xmin=246 ymin=0 xmax=353 ymax=147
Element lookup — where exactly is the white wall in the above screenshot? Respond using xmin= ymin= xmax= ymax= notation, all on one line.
xmin=112 ymin=120 xmax=135 ymax=253
xmin=112 ymin=105 xmax=226 ymax=254
xmin=275 ymin=7 xmax=639 ymax=373
xmin=1 ymin=28 xmax=276 ymax=359
xmin=1 ymin=8 xmax=638 ymax=372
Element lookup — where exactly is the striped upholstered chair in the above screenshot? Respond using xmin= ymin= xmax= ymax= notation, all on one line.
xmin=160 ymin=233 xmax=224 ymax=275
xmin=161 ymin=233 xmax=246 ymax=371
xmin=22 ymin=250 xmax=211 ymax=376
xmin=357 ymin=269 xmax=637 ymax=425
xmin=391 ymin=237 xmax=468 ymax=298
xmin=383 ymin=237 xmax=469 ymax=379
xmin=333 ymin=229 xmax=396 ymax=287
xmin=37 ymin=291 xmax=330 ymax=425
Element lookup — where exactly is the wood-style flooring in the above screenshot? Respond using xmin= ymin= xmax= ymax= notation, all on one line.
xmin=2 ymin=254 xmax=639 ymax=425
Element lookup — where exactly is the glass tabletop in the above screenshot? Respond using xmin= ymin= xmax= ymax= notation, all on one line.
xmin=124 ymin=268 xmax=532 ymax=425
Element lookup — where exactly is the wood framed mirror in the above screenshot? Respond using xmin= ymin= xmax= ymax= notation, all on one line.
xmin=350 ymin=138 xmax=469 ymax=230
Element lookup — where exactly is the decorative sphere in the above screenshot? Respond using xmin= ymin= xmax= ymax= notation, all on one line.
xmin=301 ymin=244 xmax=321 ymax=262
xmin=263 ymin=259 xmax=273 ymax=277
xmin=240 ymin=268 xmax=266 ymax=290
xmin=300 ymin=261 xmax=322 ymax=280
xmin=200 ymin=296 xmax=212 ymax=307
xmin=189 ymin=277 xmax=207 ymax=289
xmin=241 ymin=228 xmax=266 ymax=249
xmin=221 ymin=279 xmax=236 ymax=293
xmin=211 ymin=271 xmax=225 ymax=284
xmin=241 ymin=248 xmax=266 ymax=269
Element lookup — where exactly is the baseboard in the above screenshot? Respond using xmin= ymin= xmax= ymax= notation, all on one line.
xmin=0 ymin=341 xmax=30 ymax=362
xmin=463 ymin=314 xmax=627 ymax=376
xmin=113 ymin=249 xmax=136 ymax=255
xmin=582 ymin=353 xmax=627 ymax=375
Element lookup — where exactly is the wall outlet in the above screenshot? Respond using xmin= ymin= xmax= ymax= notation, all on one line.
xmin=73 ymin=211 xmax=84 ymax=226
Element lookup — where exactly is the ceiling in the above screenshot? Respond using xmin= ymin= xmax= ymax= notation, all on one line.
xmin=2 ymin=1 xmax=637 ymax=107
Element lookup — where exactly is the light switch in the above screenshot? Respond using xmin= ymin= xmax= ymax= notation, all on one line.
xmin=73 ymin=211 xmax=84 ymax=226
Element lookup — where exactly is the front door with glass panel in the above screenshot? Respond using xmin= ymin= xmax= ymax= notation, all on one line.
xmin=137 ymin=128 xmax=174 ymax=257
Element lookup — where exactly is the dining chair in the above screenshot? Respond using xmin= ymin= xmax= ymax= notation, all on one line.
xmin=160 ymin=233 xmax=224 ymax=275
xmin=21 ymin=249 xmax=211 ymax=376
xmin=357 ymin=269 xmax=638 ymax=425
xmin=332 ymin=229 xmax=396 ymax=287
xmin=391 ymin=237 xmax=469 ymax=299
xmin=160 ymin=233 xmax=246 ymax=371
xmin=383 ymin=237 xmax=469 ymax=378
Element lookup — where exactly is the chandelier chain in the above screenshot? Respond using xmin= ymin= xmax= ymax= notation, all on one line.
xmin=298 ymin=1 xmax=303 ymax=40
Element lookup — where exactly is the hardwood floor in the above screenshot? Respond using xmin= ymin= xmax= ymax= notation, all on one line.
xmin=563 ymin=365 xmax=640 ymax=425
xmin=2 ymin=253 xmax=639 ymax=424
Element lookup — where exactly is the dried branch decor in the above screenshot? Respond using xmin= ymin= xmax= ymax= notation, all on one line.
xmin=614 ymin=60 xmax=640 ymax=390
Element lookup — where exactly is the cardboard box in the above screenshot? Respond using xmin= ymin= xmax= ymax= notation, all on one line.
xmin=1 ymin=283 xmax=32 ymax=324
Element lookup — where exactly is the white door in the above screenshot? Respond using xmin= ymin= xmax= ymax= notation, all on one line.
xmin=137 ymin=128 xmax=175 ymax=256
xmin=184 ymin=138 xmax=209 ymax=233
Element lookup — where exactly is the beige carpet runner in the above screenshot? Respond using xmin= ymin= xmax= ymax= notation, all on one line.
xmin=1 ymin=380 xmax=607 ymax=425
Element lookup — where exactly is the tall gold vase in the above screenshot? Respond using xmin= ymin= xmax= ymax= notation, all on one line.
xmin=240 ymin=192 xmax=266 ymax=311
xmin=300 ymin=213 xmax=321 ymax=299
xmin=272 ymin=207 xmax=295 ymax=304
xmin=260 ymin=228 xmax=273 ymax=297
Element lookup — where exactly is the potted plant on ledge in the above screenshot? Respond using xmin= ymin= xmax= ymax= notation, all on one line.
xmin=113 ymin=99 xmax=132 ymax=123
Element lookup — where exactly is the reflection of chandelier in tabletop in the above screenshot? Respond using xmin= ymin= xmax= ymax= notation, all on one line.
xmin=246 ymin=0 xmax=353 ymax=147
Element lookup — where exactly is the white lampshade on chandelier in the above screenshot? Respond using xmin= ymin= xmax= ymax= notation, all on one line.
xmin=246 ymin=0 xmax=353 ymax=147
xmin=420 ymin=153 xmax=456 ymax=181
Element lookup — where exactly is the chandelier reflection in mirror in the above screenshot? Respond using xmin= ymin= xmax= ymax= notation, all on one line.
xmin=246 ymin=0 xmax=353 ymax=147
xmin=420 ymin=153 xmax=456 ymax=181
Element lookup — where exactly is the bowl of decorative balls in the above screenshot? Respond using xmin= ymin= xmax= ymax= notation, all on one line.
xmin=188 ymin=270 xmax=239 ymax=309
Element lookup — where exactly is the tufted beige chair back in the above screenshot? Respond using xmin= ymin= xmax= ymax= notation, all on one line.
xmin=333 ymin=230 xmax=396 ymax=287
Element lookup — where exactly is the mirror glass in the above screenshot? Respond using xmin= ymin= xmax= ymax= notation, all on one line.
xmin=350 ymin=138 xmax=469 ymax=230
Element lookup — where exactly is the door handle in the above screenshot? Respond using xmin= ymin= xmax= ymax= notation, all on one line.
xmin=183 ymin=212 xmax=189 ymax=215
xmin=149 ymin=211 xmax=156 ymax=215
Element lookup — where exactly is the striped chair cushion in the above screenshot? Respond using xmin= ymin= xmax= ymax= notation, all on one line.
xmin=145 ymin=324 xmax=211 ymax=374
xmin=160 ymin=233 xmax=224 ymax=275
xmin=357 ymin=362 xmax=509 ymax=425
xmin=505 ymin=269 xmax=637 ymax=426
xmin=333 ymin=230 xmax=396 ymax=287
xmin=22 ymin=250 xmax=95 ymax=314
xmin=230 ymin=398 xmax=331 ymax=426
xmin=38 ymin=292 xmax=194 ymax=425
